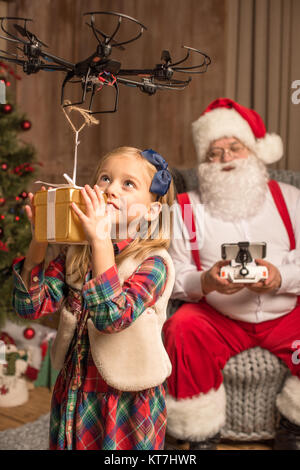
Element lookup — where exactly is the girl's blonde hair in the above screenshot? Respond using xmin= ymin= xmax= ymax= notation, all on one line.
xmin=67 ymin=146 xmax=174 ymax=282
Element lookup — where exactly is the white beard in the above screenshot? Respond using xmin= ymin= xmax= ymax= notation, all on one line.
xmin=198 ymin=155 xmax=269 ymax=222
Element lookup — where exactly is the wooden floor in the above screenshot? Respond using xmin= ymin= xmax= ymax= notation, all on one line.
xmin=0 ymin=386 xmax=52 ymax=432
xmin=0 ymin=386 xmax=272 ymax=450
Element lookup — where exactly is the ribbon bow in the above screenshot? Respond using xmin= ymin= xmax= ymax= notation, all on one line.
xmin=141 ymin=149 xmax=172 ymax=196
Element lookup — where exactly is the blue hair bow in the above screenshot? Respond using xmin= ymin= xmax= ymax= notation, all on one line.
xmin=141 ymin=149 xmax=172 ymax=196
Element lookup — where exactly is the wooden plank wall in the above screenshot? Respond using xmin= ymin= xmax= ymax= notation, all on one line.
xmin=7 ymin=0 xmax=226 ymax=186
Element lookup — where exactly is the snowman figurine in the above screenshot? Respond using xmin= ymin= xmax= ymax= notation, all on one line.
xmin=0 ymin=332 xmax=29 ymax=407
xmin=1 ymin=320 xmax=57 ymax=389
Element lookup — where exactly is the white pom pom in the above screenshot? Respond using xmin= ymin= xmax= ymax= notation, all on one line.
xmin=255 ymin=134 xmax=284 ymax=164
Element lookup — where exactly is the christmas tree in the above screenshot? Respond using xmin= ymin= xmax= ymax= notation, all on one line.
xmin=0 ymin=61 xmax=36 ymax=328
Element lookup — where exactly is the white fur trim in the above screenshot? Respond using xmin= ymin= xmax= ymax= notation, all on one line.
xmin=50 ymin=307 xmax=77 ymax=371
xmin=192 ymin=108 xmax=256 ymax=163
xmin=276 ymin=375 xmax=300 ymax=425
xmin=88 ymin=248 xmax=174 ymax=391
xmin=49 ymin=248 xmax=175 ymax=390
xmin=255 ymin=133 xmax=283 ymax=164
xmin=166 ymin=385 xmax=226 ymax=441
xmin=192 ymin=108 xmax=283 ymax=165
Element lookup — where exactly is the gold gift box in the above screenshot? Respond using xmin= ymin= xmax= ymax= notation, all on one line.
xmin=34 ymin=187 xmax=87 ymax=244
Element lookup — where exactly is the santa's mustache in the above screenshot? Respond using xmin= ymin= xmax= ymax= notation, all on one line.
xmin=200 ymin=154 xmax=262 ymax=171
xmin=197 ymin=154 xmax=269 ymax=222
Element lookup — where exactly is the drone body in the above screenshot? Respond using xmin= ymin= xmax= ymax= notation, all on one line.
xmin=0 ymin=12 xmax=211 ymax=114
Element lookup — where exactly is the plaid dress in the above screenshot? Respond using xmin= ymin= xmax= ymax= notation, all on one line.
xmin=12 ymin=240 xmax=168 ymax=450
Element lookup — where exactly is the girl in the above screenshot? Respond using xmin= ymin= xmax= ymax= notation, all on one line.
xmin=12 ymin=146 xmax=175 ymax=451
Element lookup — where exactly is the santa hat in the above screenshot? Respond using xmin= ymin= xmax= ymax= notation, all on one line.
xmin=192 ymin=98 xmax=283 ymax=164
xmin=0 ymin=332 xmax=16 ymax=346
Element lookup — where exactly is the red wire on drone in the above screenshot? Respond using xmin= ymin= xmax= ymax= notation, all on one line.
xmin=98 ymin=72 xmax=117 ymax=86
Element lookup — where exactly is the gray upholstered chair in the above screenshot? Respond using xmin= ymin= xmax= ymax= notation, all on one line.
xmin=168 ymin=167 xmax=300 ymax=441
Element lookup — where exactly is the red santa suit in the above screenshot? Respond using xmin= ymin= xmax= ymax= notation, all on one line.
xmin=163 ymin=98 xmax=300 ymax=443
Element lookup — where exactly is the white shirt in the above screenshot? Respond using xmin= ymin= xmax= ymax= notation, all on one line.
xmin=169 ymin=182 xmax=300 ymax=323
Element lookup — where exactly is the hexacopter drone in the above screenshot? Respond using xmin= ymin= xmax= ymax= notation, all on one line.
xmin=0 ymin=11 xmax=211 ymax=114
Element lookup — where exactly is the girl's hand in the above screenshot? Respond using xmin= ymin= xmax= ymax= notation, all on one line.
xmin=24 ymin=186 xmax=48 ymax=244
xmin=22 ymin=186 xmax=49 ymax=277
xmin=71 ymin=184 xmax=111 ymax=245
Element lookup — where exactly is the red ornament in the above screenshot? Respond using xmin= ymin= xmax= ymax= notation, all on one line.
xmin=21 ymin=120 xmax=32 ymax=131
xmin=13 ymin=163 xmax=34 ymax=175
xmin=2 ymin=103 xmax=13 ymax=114
xmin=1 ymin=163 xmax=7 ymax=171
xmin=23 ymin=327 xmax=36 ymax=340
xmin=15 ymin=216 xmax=20 ymax=221
xmin=0 ymin=197 xmax=5 ymax=206
xmin=19 ymin=191 xmax=28 ymax=200
xmin=0 ymin=240 xmax=8 ymax=251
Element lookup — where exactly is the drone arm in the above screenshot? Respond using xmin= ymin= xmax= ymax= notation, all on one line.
xmin=117 ymin=76 xmax=190 ymax=93
xmin=153 ymin=80 xmax=191 ymax=90
xmin=118 ymin=68 xmax=154 ymax=76
xmin=0 ymin=53 xmax=25 ymax=66
xmin=38 ymin=64 xmax=71 ymax=72
xmin=116 ymin=76 xmax=140 ymax=86
xmin=40 ymin=50 xmax=74 ymax=71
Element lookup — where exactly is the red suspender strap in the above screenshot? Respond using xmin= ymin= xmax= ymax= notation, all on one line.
xmin=268 ymin=179 xmax=299 ymax=305
xmin=177 ymin=193 xmax=202 ymax=271
xmin=177 ymin=182 xmax=295 ymax=273
xmin=268 ymin=180 xmax=296 ymax=250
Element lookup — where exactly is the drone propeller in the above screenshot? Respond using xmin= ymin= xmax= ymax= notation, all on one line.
xmin=13 ymin=23 xmax=48 ymax=48
xmin=0 ymin=17 xmax=33 ymax=45
xmin=171 ymin=46 xmax=211 ymax=73
xmin=117 ymin=75 xmax=191 ymax=96
xmin=85 ymin=23 xmax=125 ymax=51
xmin=83 ymin=11 xmax=147 ymax=48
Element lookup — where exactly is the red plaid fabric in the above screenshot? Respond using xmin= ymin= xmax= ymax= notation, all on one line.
xmin=13 ymin=240 xmax=168 ymax=450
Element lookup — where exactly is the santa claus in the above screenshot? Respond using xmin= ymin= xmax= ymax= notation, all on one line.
xmin=163 ymin=98 xmax=300 ymax=450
